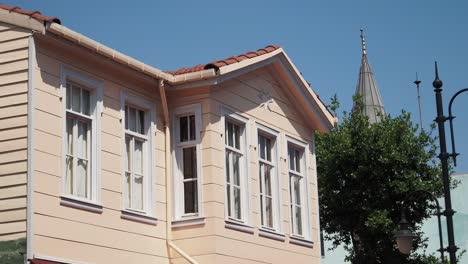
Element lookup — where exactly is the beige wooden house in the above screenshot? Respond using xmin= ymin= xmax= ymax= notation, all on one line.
xmin=0 ymin=4 xmax=335 ymax=264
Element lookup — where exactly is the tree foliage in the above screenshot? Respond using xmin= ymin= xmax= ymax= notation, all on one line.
xmin=316 ymin=102 xmax=444 ymax=264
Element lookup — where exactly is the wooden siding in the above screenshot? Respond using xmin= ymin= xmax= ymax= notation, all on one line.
xmin=32 ymin=35 xmax=169 ymax=263
xmin=0 ymin=22 xmax=30 ymax=241
xmin=167 ymin=67 xmax=321 ymax=264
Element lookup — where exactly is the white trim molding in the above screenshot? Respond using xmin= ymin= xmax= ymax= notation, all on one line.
xmin=26 ymin=33 xmax=35 ymax=261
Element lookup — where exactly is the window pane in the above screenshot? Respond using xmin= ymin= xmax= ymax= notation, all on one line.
xmin=138 ymin=110 xmax=145 ymax=134
xmin=189 ymin=115 xmax=195 ymax=140
xmin=132 ymin=175 xmax=143 ymax=210
xmin=134 ymin=140 xmax=143 ymax=175
xmin=225 ymin=151 xmax=230 ymax=183
xmin=288 ymin=147 xmax=295 ymax=171
xmin=65 ymin=156 xmax=73 ymax=194
xmin=227 ymin=184 xmax=231 ymax=217
xmin=66 ymin=83 xmax=71 ymax=110
xmin=259 ymin=135 xmax=265 ymax=160
xmin=82 ymin=89 xmax=90 ymax=115
xmin=260 ymin=194 xmax=264 ymax=225
xmin=259 ymin=164 xmax=263 ymax=193
xmin=265 ymin=197 xmax=273 ymax=228
xmin=234 ymin=187 xmax=242 ymax=219
xmin=125 ymin=137 xmax=131 ymax=172
xmin=184 ymin=180 xmax=198 ymax=214
xmin=128 ymin=107 xmax=136 ymax=132
xmin=77 ymin=121 xmax=88 ymax=159
xmin=72 ymin=85 xmax=81 ymax=112
xmin=295 ymin=206 xmax=303 ymax=235
xmin=234 ymin=124 xmax=240 ymax=150
xmin=233 ymin=153 xmax=240 ymax=186
xmin=294 ymin=176 xmax=301 ymax=205
xmin=266 ymin=137 xmax=272 ymax=161
xmin=125 ymin=106 xmax=129 ymax=130
xmin=183 ymin=147 xmax=197 ymax=180
xmin=227 ymin=122 xmax=233 ymax=147
xmin=76 ymin=159 xmax=88 ymax=198
xmin=179 ymin=116 xmax=188 ymax=142
xmin=264 ymin=165 xmax=272 ymax=196
xmin=125 ymin=172 xmax=131 ymax=208
xmin=295 ymin=149 xmax=301 ymax=173
xmin=66 ymin=118 xmax=73 ymax=155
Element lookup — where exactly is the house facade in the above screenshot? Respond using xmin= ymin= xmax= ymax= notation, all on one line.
xmin=0 ymin=4 xmax=335 ymax=264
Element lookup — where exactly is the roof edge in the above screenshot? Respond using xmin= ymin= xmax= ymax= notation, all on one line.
xmin=47 ymin=23 xmax=175 ymax=83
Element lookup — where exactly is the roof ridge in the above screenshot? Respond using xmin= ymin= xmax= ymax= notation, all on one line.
xmin=167 ymin=44 xmax=281 ymax=75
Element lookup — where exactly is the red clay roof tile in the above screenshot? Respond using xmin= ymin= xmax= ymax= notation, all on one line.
xmin=0 ymin=4 xmax=61 ymax=24
xmin=166 ymin=45 xmax=280 ymax=75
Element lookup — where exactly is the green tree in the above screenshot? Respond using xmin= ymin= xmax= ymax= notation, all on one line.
xmin=316 ymin=101 xmax=444 ymax=264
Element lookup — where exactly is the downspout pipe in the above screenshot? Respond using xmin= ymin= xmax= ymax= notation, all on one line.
xmin=26 ymin=32 xmax=36 ymax=263
xmin=158 ymin=80 xmax=199 ymax=264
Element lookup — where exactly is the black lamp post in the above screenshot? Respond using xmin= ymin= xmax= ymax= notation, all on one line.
xmin=432 ymin=62 xmax=462 ymax=264
xmin=396 ymin=62 xmax=466 ymax=264
xmin=395 ymin=190 xmax=445 ymax=262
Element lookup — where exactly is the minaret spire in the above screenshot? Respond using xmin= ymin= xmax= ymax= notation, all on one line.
xmin=360 ymin=28 xmax=367 ymax=55
xmin=353 ymin=28 xmax=385 ymax=123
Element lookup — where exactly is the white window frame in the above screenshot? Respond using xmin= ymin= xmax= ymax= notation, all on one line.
xmin=221 ymin=108 xmax=251 ymax=225
xmin=60 ymin=66 xmax=103 ymax=210
xmin=256 ymin=123 xmax=282 ymax=233
xmin=286 ymin=136 xmax=312 ymax=241
xmin=120 ymin=92 xmax=156 ymax=219
xmin=172 ymin=104 xmax=203 ymax=221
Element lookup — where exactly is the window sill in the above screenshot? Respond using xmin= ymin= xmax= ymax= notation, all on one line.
xmin=172 ymin=216 xmax=205 ymax=228
xmin=225 ymin=219 xmax=255 ymax=234
xmin=289 ymin=236 xmax=314 ymax=248
xmin=121 ymin=209 xmax=158 ymax=225
xmin=60 ymin=195 xmax=103 ymax=214
xmin=258 ymin=228 xmax=285 ymax=241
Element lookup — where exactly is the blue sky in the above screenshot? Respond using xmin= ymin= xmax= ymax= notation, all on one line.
xmin=7 ymin=0 xmax=468 ymax=173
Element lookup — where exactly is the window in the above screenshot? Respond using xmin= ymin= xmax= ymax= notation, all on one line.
xmin=61 ymin=67 xmax=102 ymax=206
xmin=257 ymin=125 xmax=281 ymax=232
xmin=121 ymin=93 xmax=156 ymax=218
xmin=173 ymin=104 xmax=202 ymax=220
xmin=223 ymin=111 xmax=249 ymax=224
xmin=65 ymin=83 xmax=92 ymax=198
xmin=288 ymin=145 xmax=305 ymax=236
xmin=287 ymin=137 xmax=311 ymax=240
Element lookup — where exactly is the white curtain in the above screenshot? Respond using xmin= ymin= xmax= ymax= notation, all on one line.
xmin=76 ymin=121 xmax=88 ymax=198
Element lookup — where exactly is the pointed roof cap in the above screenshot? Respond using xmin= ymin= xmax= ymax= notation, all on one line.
xmin=353 ymin=29 xmax=385 ymax=123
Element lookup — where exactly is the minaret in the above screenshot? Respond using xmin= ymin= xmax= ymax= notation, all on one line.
xmin=353 ymin=29 xmax=385 ymax=123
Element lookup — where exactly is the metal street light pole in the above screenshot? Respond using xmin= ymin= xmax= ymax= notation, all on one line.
xmin=432 ymin=62 xmax=457 ymax=263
